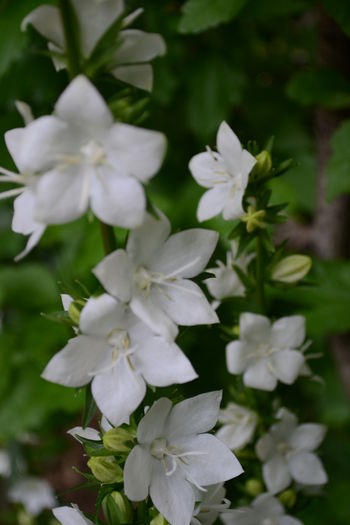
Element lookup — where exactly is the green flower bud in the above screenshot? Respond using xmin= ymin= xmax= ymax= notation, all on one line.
xmin=68 ymin=302 xmax=81 ymax=325
xmin=109 ymin=492 xmax=133 ymax=524
xmin=151 ymin=514 xmax=168 ymax=525
xmin=88 ymin=456 xmax=123 ymax=484
xmin=271 ymin=255 xmax=312 ymax=284
xmin=250 ymin=150 xmax=272 ymax=180
xmin=245 ymin=478 xmax=264 ymax=497
xmin=279 ymin=489 xmax=296 ymax=508
xmin=103 ymin=428 xmax=135 ymax=453
xmin=17 ymin=511 xmax=34 ymax=525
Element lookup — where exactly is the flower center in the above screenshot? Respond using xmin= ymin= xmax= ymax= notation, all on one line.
xmin=80 ymin=140 xmax=106 ymax=166
xmin=134 ymin=267 xmax=153 ymax=294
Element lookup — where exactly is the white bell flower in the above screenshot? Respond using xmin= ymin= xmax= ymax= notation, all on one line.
xmin=191 ymin=483 xmax=231 ymax=525
xmin=0 ymin=75 xmax=166 ymax=249
xmin=93 ymin=212 xmax=219 ymax=340
xmin=42 ymin=294 xmax=197 ymax=426
xmin=22 ymin=2 xmax=166 ymax=91
xmin=53 ymin=505 xmax=94 ymax=525
xmin=216 ymin=402 xmax=257 ymax=451
xmin=226 ymin=313 xmax=306 ymax=391
xmin=221 ymin=493 xmax=303 ymax=525
xmin=256 ymin=408 xmax=327 ymax=494
xmin=204 ymin=241 xmax=252 ymax=301
xmin=189 ymin=122 xmax=256 ymax=222
xmin=8 ymin=476 xmax=56 ymax=516
xmin=124 ymin=391 xmax=243 ymax=525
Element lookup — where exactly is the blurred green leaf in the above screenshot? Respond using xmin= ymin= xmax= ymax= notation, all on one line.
xmin=179 ymin=0 xmax=248 ymax=33
xmin=326 ymin=119 xmax=350 ymax=200
xmin=322 ymin=0 xmax=350 ymax=37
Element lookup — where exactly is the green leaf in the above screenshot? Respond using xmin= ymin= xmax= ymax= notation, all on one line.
xmin=82 ymin=384 xmax=97 ymax=429
xmin=326 ymin=119 xmax=350 ymax=200
xmin=179 ymin=0 xmax=248 ymax=34
xmin=286 ymin=69 xmax=350 ymax=110
xmin=322 ymin=0 xmax=350 ymax=37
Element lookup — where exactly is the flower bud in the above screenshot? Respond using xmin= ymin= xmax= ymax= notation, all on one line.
xmin=110 ymin=492 xmax=133 ymax=524
xmin=151 ymin=514 xmax=168 ymax=525
xmin=87 ymin=456 xmax=123 ymax=484
xmin=68 ymin=302 xmax=81 ymax=325
xmin=250 ymin=150 xmax=272 ymax=180
xmin=245 ymin=478 xmax=263 ymax=497
xmin=241 ymin=205 xmax=266 ymax=233
xmin=103 ymin=428 xmax=135 ymax=453
xmin=17 ymin=511 xmax=34 ymax=525
xmin=279 ymin=489 xmax=296 ymax=508
xmin=271 ymin=255 xmax=311 ymax=284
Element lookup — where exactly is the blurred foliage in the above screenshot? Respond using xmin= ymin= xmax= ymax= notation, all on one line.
xmin=0 ymin=0 xmax=349 ymax=524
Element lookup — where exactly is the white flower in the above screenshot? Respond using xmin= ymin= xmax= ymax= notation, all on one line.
xmin=124 ymin=391 xmax=243 ymax=525
xmin=226 ymin=313 xmax=306 ymax=391
xmin=53 ymin=505 xmax=94 ymax=525
xmin=0 ymin=75 xmax=166 ymax=250
xmin=8 ymin=476 xmax=56 ymax=516
xmin=93 ymin=211 xmax=219 ymax=340
xmin=42 ymin=293 xmax=197 ymax=426
xmin=216 ymin=402 xmax=257 ymax=451
xmin=191 ymin=483 xmax=231 ymax=525
xmin=22 ymin=2 xmax=166 ymax=91
xmin=0 ymin=450 xmax=11 ymax=477
xmin=204 ymin=241 xmax=252 ymax=301
xmin=221 ymin=493 xmax=303 ymax=525
xmin=189 ymin=122 xmax=256 ymax=222
xmin=256 ymin=408 xmax=327 ymax=494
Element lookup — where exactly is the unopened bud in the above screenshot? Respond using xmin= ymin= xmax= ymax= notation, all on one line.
xmin=68 ymin=302 xmax=81 ymax=325
xmin=88 ymin=456 xmax=123 ymax=484
xmin=279 ymin=489 xmax=296 ymax=508
xmin=271 ymin=255 xmax=311 ymax=283
xmin=103 ymin=428 xmax=135 ymax=453
xmin=17 ymin=511 xmax=34 ymax=525
xmin=250 ymin=150 xmax=272 ymax=180
xmin=245 ymin=478 xmax=263 ymax=497
xmin=151 ymin=514 xmax=167 ymax=525
xmin=110 ymin=492 xmax=133 ymax=523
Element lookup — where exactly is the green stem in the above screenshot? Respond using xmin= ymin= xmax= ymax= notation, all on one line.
xmin=99 ymin=221 xmax=117 ymax=255
xmin=58 ymin=0 xmax=81 ymax=78
xmin=256 ymin=235 xmax=266 ymax=313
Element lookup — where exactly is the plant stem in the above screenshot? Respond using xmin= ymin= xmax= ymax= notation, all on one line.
xmin=256 ymin=235 xmax=266 ymax=313
xmin=99 ymin=221 xmax=117 ymax=255
xmin=58 ymin=0 xmax=81 ymax=78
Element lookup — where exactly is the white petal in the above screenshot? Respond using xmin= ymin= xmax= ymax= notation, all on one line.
xmin=150 ymin=461 xmax=195 ymax=525
xmin=41 ymin=335 xmax=108 ymax=387
xmin=241 ymin=149 xmax=257 ymax=176
xmin=130 ymin=292 xmax=178 ymax=340
xmin=197 ymin=186 xmax=228 ymax=222
xmin=221 ymin=509 xmax=254 ymax=525
xmin=80 ymin=294 xmax=126 ymax=336
xmin=165 ymin=391 xmax=222 ymax=439
xmin=278 ymin=518 xmax=304 ymax=525
xmin=263 ymin=454 xmax=291 ymax=494
xmin=35 ymin=167 xmax=86 ymax=224
xmin=216 ymin=122 xmax=242 ymax=176
xmin=137 ymin=397 xmax=173 ymax=443
xmin=226 ymin=341 xmax=249 ymax=375
xmin=205 ymin=269 xmax=244 ymax=300
xmin=252 ymin=493 xmax=284 ymax=516
xmin=244 ymin=359 xmax=278 ymax=391
xmin=92 ymin=359 xmax=146 ymax=426
xmin=127 ymin=211 xmax=171 ymax=265
xmin=67 ymin=426 xmax=100 ymax=442
xmin=222 ymin=184 xmax=246 ymax=220
xmin=154 ymin=279 xmax=219 ymax=327
xmin=178 ymin=433 xmax=243 ymax=486
xmin=150 ymin=229 xmax=218 ymax=278
xmin=15 ymin=101 xmax=34 ymax=125
xmin=9 ymin=477 xmax=55 ymax=516
xmin=14 ymin=225 xmax=46 ymax=262
xmin=269 ymin=350 xmax=304 ymax=385
xmin=216 ymin=421 xmax=255 ymax=451
xmin=289 ymin=424 xmax=326 ymax=452
xmin=12 ymin=190 xmax=39 ymax=235
xmin=113 ymin=64 xmax=154 ymax=91
xmin=255 ymin=434 xmax=275 ymax=461
xmin=115 ymin=29 xmax=166 ymax=64
xmin=124 ymin=445 xmax=152 ymax=501
xmin=271 ymin=316 xmax=305 ymax=349
xmin=106 ymin=123 xmax=166 ymax=182
xmin=93 ymin=251 xmax=134 ymax=302
xmin=90 ymin=170 xmax=146 ymax=228
xmin=287 ymin=451 xmax=327 ymax=486
xmin=189 ymin=152 xmax=227 ymax=189
xmin=53 ymin=506 xmax=94 ymax=525
xmin=22 ymin=5 xmax=64 ymax=47
xmin=240 ymin=313 xmax=271 ymax=344
xmin=55 ymin=75 xmax=113 ymax=132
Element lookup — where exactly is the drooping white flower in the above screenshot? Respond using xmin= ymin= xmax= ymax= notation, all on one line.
xmin=256 ymin=408 xmax=327 ymax=494
xmin=42 ymin=293 xmax=197 ymax=426
xmin=93 ymin=212 xmax=219 ymax=340
xmin=189 ymin=122 xmax=256 ymax=222
xmin=53 ymin=505 xmax=94 ymax=525
xmin=0 ymin=75 xmax=166 ymax=253
xmin=22 ymin=2 xmax=166 ymax=91
xmin=124 ymin=391 xmax=243 ymax=525
xmin=191 ymin=483 xmax=231 ymax=525
xmin=8 ymin=477 xmax=56 ymax=516
xmin=226 ymin=313 xmax=306 ymax=391
xmin=221 ymin=493 xmax=303 ymax=525
xmin=216 ymin=402 xmax=257 ymax=451
xmin=204 ymin=241 xmax=252 ymax=301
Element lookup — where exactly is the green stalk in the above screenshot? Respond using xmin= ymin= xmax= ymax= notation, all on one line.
xmin=58 ymin=0 xmax=81 ymax=78
xmin=256 ymin=235 xmax=266 ymax=313
xmin=99 ymin=221 xmax=117 ymax=255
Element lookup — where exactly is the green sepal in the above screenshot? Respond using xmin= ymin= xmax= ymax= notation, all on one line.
xmin=40 ymin=310 xmax=74 ymax=327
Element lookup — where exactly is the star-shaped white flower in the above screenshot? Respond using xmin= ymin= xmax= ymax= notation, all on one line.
xmin=124 ymin=391 xmax=243 ymax=525
xmin=189 ymin=122 xmax=256 ymax=222
xmin=191 ymin=483 xmax=231 ymax=525
xmin=256 ymin=408 xmax=327 ymax=494
xmin=42 ymin=294 xmax=197 ymax=426
xmin=8 ymin=477 xmax=56 ymax=516
xmin=204 ymin=241 xmax=252 ymax=301
xmin=93 ymin=211 xmax=219 ymax=340
xmin=226 ymin=313 xmax=306 ymax=391
xmin=221 ymin=493 xmax=303 ymax=525
xmin=216 ymin=402 xmax=257 ymax=451
xmin=22 ymin=2 xmax=166 ymax=91
xmin=53 ymin=505 xmax=94 ymax=525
